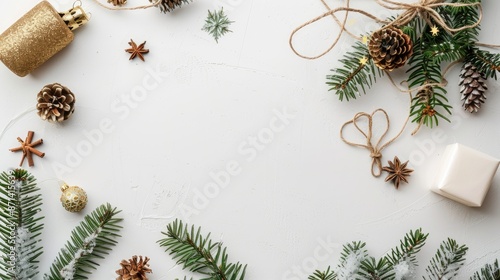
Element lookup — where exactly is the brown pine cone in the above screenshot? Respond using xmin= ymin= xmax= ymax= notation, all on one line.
xmin=151 ymin=0 xmax=190 ymax=13
xmin=108 ymin=0 xmax=127 ymax=6
xmin=460 ymin=62 xmax=488 ymax=113
xmin=415 ymin=85 xmax=433 ymax=103
xmin=36 ymin=83 xmax=75 ymax=122
xmin=368 ymin=26 xmax=413 ymax=71
xmin=116 ymin=255 xmax=152 ymax=280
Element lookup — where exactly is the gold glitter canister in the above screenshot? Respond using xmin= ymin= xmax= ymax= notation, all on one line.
xmin=0 ymin=1 xmax=89 ymax=77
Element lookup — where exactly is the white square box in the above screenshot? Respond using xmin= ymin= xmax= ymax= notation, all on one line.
xmin=431 ymin=143 xmax=500 ymax=207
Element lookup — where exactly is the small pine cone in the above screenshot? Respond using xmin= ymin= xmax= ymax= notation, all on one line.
xmin=460 ymin=62 xmax=488 ymax=113
xmin=368 ymin=26 xmax=413 ymax=71
xmin=415 ymin=85 xmax=433 ymax=103
xmin=151 ymin=0 xmax=190 ymax=13
xmin=108 ymin=0 xmax=127 ymax=6
xmin=116 ymin=255 xmax=152 ymax=280
xmin=36 ymin=83 xmax=75 ymax=122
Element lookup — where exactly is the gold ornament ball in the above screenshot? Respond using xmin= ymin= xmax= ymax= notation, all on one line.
xmin=60 ymin=184 xmax=88 ymax=212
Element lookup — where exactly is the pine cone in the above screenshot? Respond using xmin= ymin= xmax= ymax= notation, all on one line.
xmin=368 ymin=26 xmax=413 ymax=71
xmin=36 ymin=83 xmax=76 ymax=122
xmin=460 ymin=62 xmax=487 ymax=113
xmin=108 ymin=0 xmax=127 ymax=6
xmin=116 ymin=255 xmax=152 ymax=280
xmin=415 ymin=85 xmax=433 ymax=103
xmin=151 ymin=0 xmax=190 ymax=13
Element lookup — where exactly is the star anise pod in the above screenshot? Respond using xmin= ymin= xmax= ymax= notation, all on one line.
xmin=382 ymin=156 xmax=413 ymax=189
xmin=125 ymin=39 xmax=149 ymax=61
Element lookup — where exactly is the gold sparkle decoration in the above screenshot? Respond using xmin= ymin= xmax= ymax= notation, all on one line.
xmin=0 ymin=1 xmax=89 ymax=77
xmin=430 ymin=25 xmax=439 ymax=36
xmin=362 ymin=35 xmax=369 ymax=45
xmin=60 ymin=183 xmax=88 ymax=212
xmin=359 ymin=56 xmax=369 ymax=65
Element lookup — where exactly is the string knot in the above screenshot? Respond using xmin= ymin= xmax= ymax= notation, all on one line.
xmin=340 ymin=109 xmax=408 ymax=178
xmin=370 ymin=150 xmax=382 ymax=159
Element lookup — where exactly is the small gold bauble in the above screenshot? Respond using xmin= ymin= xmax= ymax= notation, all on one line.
xmin=60 ymin=184 xmax=88 ymax=212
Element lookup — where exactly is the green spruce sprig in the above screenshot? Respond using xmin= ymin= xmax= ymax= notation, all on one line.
xmin=202 ymin=8 xmax=233 ymax=43
xmin=424 ymin=238 xmax=468 ymax=280
xmin=326 ymin=40 xmax=383 ymax=101
xmin=386 ymin=228 xmax=428 ymax=276
xmin=0 ymin=169 xmax=44 ymax=280
xmin=158 ymin=219 xmax=247 ymax=280
xmin=44 ymin=203 xmax=123 ymax=280
xmin=470 ymin=259 xmax=500 ymax=280
xmin=308 ymin=266 xmax=336 ymax=280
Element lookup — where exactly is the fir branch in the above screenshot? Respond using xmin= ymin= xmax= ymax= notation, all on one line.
xmin=308 ymin=266 xmax=336 ymax=280
xmin=385 ymin=229 xmax=428 ymax=280
xmin=202 ymin=8 xmax=233 ymax=43
xmin=471 ymin=259 xmax=500 ymax=280
xmin=337 ymin=241 xmax=368 ymax=279
xmin=326 ymin=41 xmax=383 ymax=101
xmin=424 ymin=39 xmax=466 ymax=64
xmin=0 ymin=169 xmax=44 ymax=280
xmin=407 ymin=26 xmax=452 ymax=129
xmin=424 ymin=238 xmax=468 ymax=280
xmin=158 ymin=219 xmax=247 ymax=280
xmin=448 ymin=0 xmax=481 ymax=45
xmin=44 ymin=203 xmax=122 ymax=280
xmin=359 ymin=257 xmax=393 ymax=280
xmin=385 ymin=228 xmax=428 ymax=266
xmin=469 ymin=48 xmax=500 ymax=79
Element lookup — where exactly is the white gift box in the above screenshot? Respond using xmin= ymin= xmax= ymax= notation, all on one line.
xmin=431 ymin=143 xmax=500 ymax=207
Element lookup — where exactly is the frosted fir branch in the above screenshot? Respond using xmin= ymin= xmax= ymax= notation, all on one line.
xmin=393 ymin=258 xmax=416 ymax=280
xmin=58 ymin=230 xmax=100 ymax=279
xmin=0 ymin=169 xmax=44 ymax=280
xmin=44 ymin=203 xmax=122 ymax=280
xmin=337 ymin=242 xmax=368 ymax=279
xmin=424 ymin=239 xmax=468 ymax=280
xmin=202 ymin=8 xmax=233 ymax=43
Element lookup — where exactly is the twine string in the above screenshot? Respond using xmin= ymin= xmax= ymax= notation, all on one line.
xmin=91 ymin=0 xmax=161 ymax=11
xmin=340 ymin=94 xmax=412 ymax=177
xmin=289 ymin=0 xmax=482 ymax=60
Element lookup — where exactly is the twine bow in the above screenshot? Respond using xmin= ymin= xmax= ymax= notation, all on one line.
xmin=340 ymin=109 xmax=408 ymax=177
xmin=379 ymin=0 xmax=482 ymax=32
xmin=290 ymin=0 xmax=482 ymax=60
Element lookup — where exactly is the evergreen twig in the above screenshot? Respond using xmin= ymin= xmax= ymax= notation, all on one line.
xmin=326 ymin=40 xmax=383 ymax=101
xmin=470 ymin=259 xmax=500 ymax=280
xmin=0 ymin=169 xmax=44 ymax=280
xmin=308 ymin=266 xmax=336 ymax=280
xmin=44 ymin=203 xmax=123 ymax=280
xmin=202 ymin=8 xmax=233 ymax=43
xmin=407 ymin=24 xmax=452 ymax=129
xmin=423 ymin=238 xmax=468 ymax=280
xmin=158 ymin=219 xmax=246 ymax=280
xmin=385 ymin=228 xmax=428 ymax=267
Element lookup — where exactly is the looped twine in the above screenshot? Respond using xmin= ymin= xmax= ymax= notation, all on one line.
xmin=290 ymin=0 xmax=482 ymax=60
xmin=380 ymin=0 xmax=482 ymax=32
xmin=340 ymin=108 xmax=407 ymax=177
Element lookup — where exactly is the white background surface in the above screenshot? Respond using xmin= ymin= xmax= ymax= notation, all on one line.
xmin=0 ymin=0 xmax=500 ymax=279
